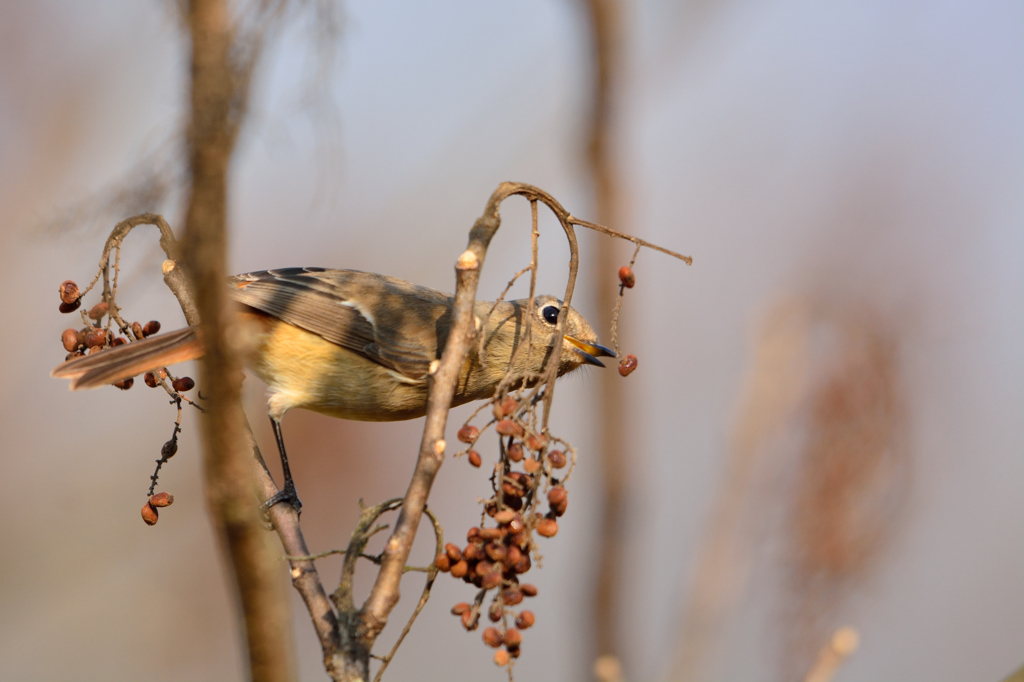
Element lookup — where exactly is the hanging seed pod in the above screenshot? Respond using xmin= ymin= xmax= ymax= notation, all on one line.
xmin=618 ymin=354 xmax=638 ymax=376
xmin=493 ymin=650 xmax=510 ymax=666
xmin=461 ymin=609 xmax=476 ymax=630
xmin=467 ymin=450 xmax=482 ymax=467
xmin=457 ymin=424 xmax=479 ymax=443
xmin=507 ymin=442 xmax=525 ymax=462
xmin=520 ymin=584 xmax=538 ymax=597
xmin=536 ymin=518 xmax=558 ymax=538
xmin=61 ymin=329 xmax=80 ymax=352
xmin=144 ymin=372 xmax=160 ymax=388
xmin=515 ymin=610 xmax=535 ymax=629
xmin=59 ymin=280 xmax=80 ymax=305
xmin=618 ymin=266 xmax=635 ymax=288
xmin=445 ymin=543 xmax=462 ymax=562
xmin=112 ymin=377 xmax=134 ymax=390
xmin=524 ymin=433 xmax=546 ymax=452
xmin=172 ymin=376 xmax=195 ymax=392
xmin=501 ymin=587 xmax=524 ymax=606
xmin=149 ymin=492 xmax=174 ymax=507
xmin=483 ymin=627 xmax=503 ymax=648
xmin=547 ymin=486 xmax=568 ymax=516
xmin=85 ymin=328 xmax=108 ymax=348
xmin=142 ymin=320 xmax=161 ymax=336
xmin=451 ymin=602 xmax=470 ymax=616
xmin=435 ymin=554 xmax=451 ymax=572
xmin=547 ymin=450 xmax=567 ymax=469
xmin=141 ymin=502 xmax=159 ymax=526
xmin=87 ymin=302 xmax=109 ymax=320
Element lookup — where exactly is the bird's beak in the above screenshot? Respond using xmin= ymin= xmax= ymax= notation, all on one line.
xmin=565 ymin=336 xmax=616 ymax=367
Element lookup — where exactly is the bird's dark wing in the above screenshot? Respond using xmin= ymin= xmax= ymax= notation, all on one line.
xmin=228 ymin=268 xmax=453 ymax=380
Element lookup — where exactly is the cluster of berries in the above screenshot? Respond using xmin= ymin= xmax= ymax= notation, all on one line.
xmin=58 ymin=279 xmax=195 ymax=393
xmin=436 ymin=395 xmax=572 ymax=667
xmin=59 ymin=279 xmax=189 ymax=524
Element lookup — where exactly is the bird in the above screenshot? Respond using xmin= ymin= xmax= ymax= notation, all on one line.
xmin=52 ymin=267 xmax=615 ymax=512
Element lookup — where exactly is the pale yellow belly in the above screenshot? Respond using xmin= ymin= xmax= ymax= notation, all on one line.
xmin=240 ymin=312 xmax=431 ymax=421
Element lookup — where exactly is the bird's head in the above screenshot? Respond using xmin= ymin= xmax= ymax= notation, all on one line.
xmin=498 ymin=295 xmax=616 ymax=377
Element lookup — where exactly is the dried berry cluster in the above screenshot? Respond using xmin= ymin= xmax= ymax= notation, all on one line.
xmin=435 ymin=394 xmax=573 ymax=668
xmin=58 ymin=278 xmax=198 ymax=524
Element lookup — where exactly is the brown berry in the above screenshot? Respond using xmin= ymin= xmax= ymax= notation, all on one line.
xmin=59 ymin=300 xmax=81 ymax=313
xmin=85 ymin=328 xmax=108 ymax=348
xmin=547 ymin=450 xmax=567 ymax=469
xmin=485 ymin=542 xmax=508 ymax=563
xmin=483 ymin=627 xmax=503 ymax=648
xmin=493 ymin=395 xmax=518 ymax=419
xmin=516 ymin=610 xmax=535 ymax=629
xmin=445 ymin=543 xmax=462 ymax=562
xmin=172 ymin=376 xmax=195 ymax=392
xmin=547 ymin=486 xmax=568 ymax=516
xmin=131 ymin=322 xmax=144 ymax=339
xmin=503 ymin=628 xmax=523 ymax=648
xmin=525 ymin=433 xmax=546 ymax=451
xmin=467 ymin=527 xmax=482 ymax=542
xmin=457 ymin=424 xmax=479 ymax=443
xmin=143 ymin=320 xmax=161 ymax=336
xmin=508 ymin=646 xmax=521 ymax=659
xmin=493 ymin=509 xmax=515 ymax=525
xmin=434 ymin=554 xmax=451 ymax=572
xmin=512 ymin=552 xmax=531 ymax=574
xmin=501 ymin=587 xmax=524 ymax=606
xmin=502 ymin=479 xmax=524 ymax=499
xmin=493 ymin=650 xmax=510 ymax=667
xmin=481 ymin=569 xmax=502 ymax=589
xmin=59 ymin=280 xmax=80 ymax=304
xmin=461 ymin=609 xmax=476 ymax=630
xmin=113 ymin=377 xmax=134 ymax=390
xmin=141 ymin=502 xmax=159 ymax=525
xmin=495 ymin=419 xmax=523 ymax=437
xmin=536 ymin=518 xmax=558 ymax=538
xmin=618 ymin=266 xmax=635 ymax=288
xmin=520 ymin=584 xmax=538 ymax=597
xmin=618 ymin=354 xmax=638 ymax=377
xmin=523 ymin=457 xmax=541 ymax=474
xmin=111 ymin=337 xmax=126 ymax=347
xmin=474 ymin=560 xmax=495 ymax=578
xmin=463 ymin=542 xmax=484 ymax=561
xmin=149 ymin=492 xmax=174 ymax=507
xmin=451 ymin=602 xmax=470 ymax=616
xmin=450 ymin=560 xmax=469 ymax=578
xmin=467 ymin=450 xmax=482 ymax=467
xmin=508 ymin=513 xmax=525 ymax=533
xmin=479 ymin=527 xmax=502 ymax=542
xmin=144 ymin=372 xmax=160 ymax=388
xmin=61 ymin=329 xmax=80 ymax=352
xmin=507 ymin=442 xmax=524 ymax=462
xmin=87 ymin=302 xmax=109 ymax=320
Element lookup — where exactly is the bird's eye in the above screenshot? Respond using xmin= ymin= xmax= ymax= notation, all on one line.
xmin=542 ymin=305 xmax=560 ymax=325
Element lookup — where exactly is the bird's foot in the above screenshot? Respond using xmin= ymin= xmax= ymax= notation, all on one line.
xmin=260 ymin=483 xmax=302 ymax=528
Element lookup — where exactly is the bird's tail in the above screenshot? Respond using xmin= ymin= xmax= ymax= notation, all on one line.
xmin=52 ymin=327 xmax=203 ymax=390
